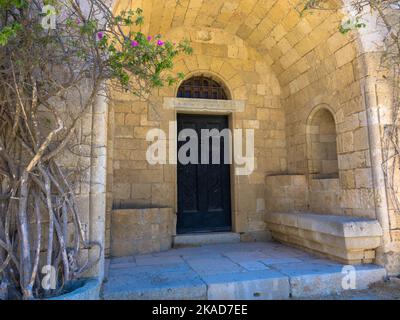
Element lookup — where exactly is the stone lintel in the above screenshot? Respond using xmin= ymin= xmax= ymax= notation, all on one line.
xmin=163 ymin=97 xmax=245 ymax=113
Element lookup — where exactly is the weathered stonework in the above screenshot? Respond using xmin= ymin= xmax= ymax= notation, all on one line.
xmin=111 ymin=208 xmax=174 ymax=257
xmin=265 ymin=175 xmax=308 ymax=213
xmin=107 ymin=26 xmax=287 ymax=254
xmin=90 ymin=0 xmax=400 ymax=277
xmin=266 ymin=212 xmax=383 ymax=264
xmin=163 ymin=97 xmax=245 ymax=113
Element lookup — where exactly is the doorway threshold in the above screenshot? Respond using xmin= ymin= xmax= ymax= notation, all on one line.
xmin=173 ymin=232 xmax=240 ymax=248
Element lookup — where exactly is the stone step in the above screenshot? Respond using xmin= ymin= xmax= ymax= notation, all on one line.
xmin=173 ymin=232 xmax=240 ymax=247
xmin=102 ymin=262 xmax=387 ymax=300
xmin=102 ymin=242 xmax=388 ymax=300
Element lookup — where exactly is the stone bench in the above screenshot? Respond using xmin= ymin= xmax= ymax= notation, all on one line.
xmin=265 ymin=212 xmax=383 ymax=264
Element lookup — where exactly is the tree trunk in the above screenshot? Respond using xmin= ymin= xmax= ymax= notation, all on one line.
xmin=17 ymin=171 xmax=32 ymax=300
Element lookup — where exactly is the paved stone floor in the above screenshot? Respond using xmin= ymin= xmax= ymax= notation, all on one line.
xmin=102 ymin=241 xmax=387 ymax=300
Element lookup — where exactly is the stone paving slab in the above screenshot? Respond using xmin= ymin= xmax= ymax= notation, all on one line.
xmin=203 ymin=270 xmax=290 ymax=300
xmin=184 ymin=257 xmax=245 ymax=275
xmin=103 ymin=263 xmax=207 ymax=300
xmin=269 ymin=262 xmax=387 ymax=298
xmin=102 ymin=241 xmax=387 ymax=300
xmin=237 ymin=261 xmax=270 ymax=271
xmin=270 ymin=261 xmax=344 ymax=276
xmin=222 ymin=250 xmax=270 ymax=262
xmin=109 ymin=261 xmax=137 ymax=270
xmin=106 ymin=263 xmax=190 ymax=278
xmin=135 ymin=255 xmax=184 ymax=266
xmin=260 ymin=257 xmax=303 ymax=265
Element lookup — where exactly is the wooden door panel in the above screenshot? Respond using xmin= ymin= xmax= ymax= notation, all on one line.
xmin=177 ymin=114 xmax=231 ymax=234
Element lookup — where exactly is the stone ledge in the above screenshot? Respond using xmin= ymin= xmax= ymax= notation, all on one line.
xmin=266 ymin=212 xmax=383 ymax=264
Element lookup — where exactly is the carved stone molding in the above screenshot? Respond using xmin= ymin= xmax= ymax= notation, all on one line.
xmin=163 ymin=97 xmax=245 ymax=113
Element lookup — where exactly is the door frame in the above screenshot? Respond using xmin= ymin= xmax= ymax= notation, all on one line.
xmin=176 ymin=113 xmax=232 ymax=234
xmin=167 ymin=99 xmax=242 ymax=236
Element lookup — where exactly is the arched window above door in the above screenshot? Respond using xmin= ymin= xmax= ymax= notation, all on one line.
xmin=177 ymin=76 xmax=228 ymax=100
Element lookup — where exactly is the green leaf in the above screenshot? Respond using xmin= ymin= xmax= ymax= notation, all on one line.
xmin=0 ymin=23 xmax=22 ymax=46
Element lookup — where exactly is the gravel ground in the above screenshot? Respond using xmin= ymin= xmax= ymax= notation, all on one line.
xmin=297 ymin=278 xmax=400 ymax=300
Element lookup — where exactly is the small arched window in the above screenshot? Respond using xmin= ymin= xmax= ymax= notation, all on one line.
xmin=177 ymin=76 xmax=228 ymax=100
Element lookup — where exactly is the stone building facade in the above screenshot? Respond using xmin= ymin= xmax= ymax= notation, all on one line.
xmin=80 ymin=0 xmax=400 ymax=279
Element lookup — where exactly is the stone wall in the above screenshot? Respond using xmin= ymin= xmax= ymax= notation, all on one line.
xmin=265 ymin=175 xmax=342 ymax=216
xmin=281 ymin=19 xmax=376 ymax=219
xmin=265 ymin=175 xmax=308 ymax=213
xmin=110 ymin=208 xmax=174 ymax=257
xmin=309 ymin=179 xmax=342 ymax=215
xmin=106 ymin=27 xmax=288 ymax=256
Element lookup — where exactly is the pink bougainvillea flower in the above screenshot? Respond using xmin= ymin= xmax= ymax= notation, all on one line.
xmin=131 ymin=40 xmax=139 ymax=47
xmin=147 ymin=36 xmax=152 ymax=41
xmin=97 ymin=32 xmax=104 ymax=40
xmin=75 ymin=19 xmax=81 ymax=25
xmin=157 ymin=40 xmax=165 ymax=46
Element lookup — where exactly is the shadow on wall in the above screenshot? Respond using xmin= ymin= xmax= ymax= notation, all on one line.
xmin=264 ymin=173 xmax=343 ymax=216
xmin=112 ymin=200 xmax=169 ymax=210
xmin=307 ymin=107 xmax=339 ymax=179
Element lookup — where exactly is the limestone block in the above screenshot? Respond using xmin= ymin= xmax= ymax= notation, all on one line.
xmin=240 ymin=230 xmax=272 ymax=242
xmin=355 ymin=168 xmax=373 ymax=188
xmin=326 ymin=31 xmax=347 ymax=53
xmin=111 ymin=208 xmax=174 ymax=257
xmin=173 ymin=232 xmax=240 ymax=247
xmin=265 ymin=212 xmax=383 ymax=265
xmin=131 ymin=183 xmax=151 ymax=200
xmin=113 ymin=183 xmax=131 ymax=200
xmin=114 ymin=113 xmax=125 ymax=125
xmin=125 ymin=114 xmax=140 ymax=125
xmin=353 ymin=127 xmax=369 ymax=151
xmin=265 ymin=175 xmax=308 ymax=213
xmin=103 ymin=264 xmax=207 ymax=300
xmin=340 ymin=170 xmax=356 ymax=189
xmin=335 ymin=43 xmax=356 ymax=68
xmin=279 ymin=263 xmax=386 ymax=298
xmin=204 ymin=270 xmax=290 ymax=300
xmin=114 ymin=126 xmax=134 ymax=138
xmin=309 ymin=178 xmax=342 ymax=215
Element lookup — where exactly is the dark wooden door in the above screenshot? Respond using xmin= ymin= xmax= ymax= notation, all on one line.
xmin=177 ymin=114 xmax=232 ymax=234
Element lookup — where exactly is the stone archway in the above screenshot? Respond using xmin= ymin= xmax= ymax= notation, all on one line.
xmin=104 ymin=0 xmax=399 ymax=274
xmin=106 ymin=0 xmax=367 ymax=254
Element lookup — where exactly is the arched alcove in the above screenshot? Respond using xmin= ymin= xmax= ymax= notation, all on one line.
xmin=106 ymin=0 xmax=389 ymax=266
xmin=307 ymin=108 xmax=339 ymax=179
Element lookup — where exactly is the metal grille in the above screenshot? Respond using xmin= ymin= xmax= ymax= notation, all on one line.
xmin=177 ymin=76 xmax=228 ymax=100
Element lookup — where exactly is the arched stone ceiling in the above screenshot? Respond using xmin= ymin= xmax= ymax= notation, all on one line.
xmin=113 ymin=0 xmax=357 ymax=97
